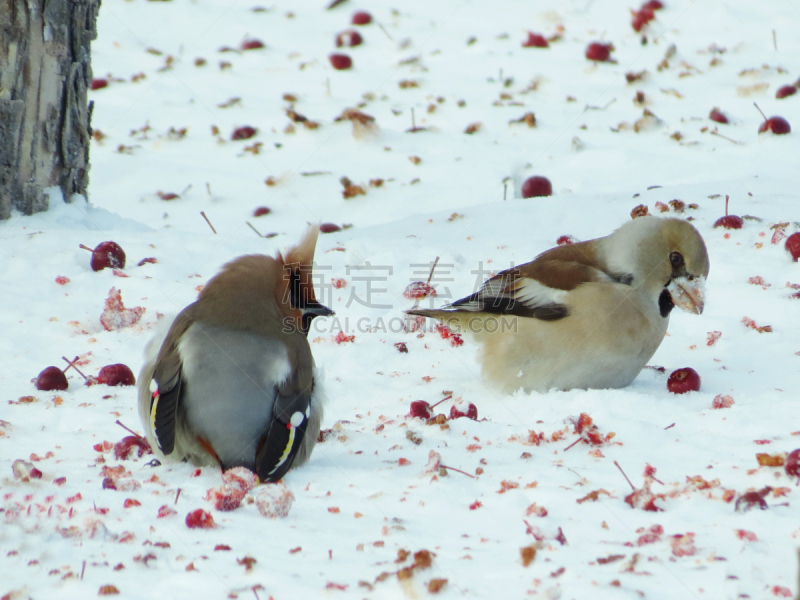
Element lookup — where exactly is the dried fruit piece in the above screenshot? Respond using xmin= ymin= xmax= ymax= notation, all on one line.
xmin=408 ymin=401 xmax=432 ymax=419
xmin=711 ymin=394 xmax=734 ymax=409
xmin=786 ymin=449 xmax=800 ymax=482
xmin=100 ymin=287 xmax=145 ymax=331
xmin=113 ymin=436 xmax=151 ymax=460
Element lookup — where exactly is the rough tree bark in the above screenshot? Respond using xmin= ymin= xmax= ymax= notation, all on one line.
xmin=0 ymin=0 xmax=100 ymax=220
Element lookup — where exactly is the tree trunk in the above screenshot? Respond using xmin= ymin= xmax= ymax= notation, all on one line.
xmin=0 ymin=0 xmax=100 ymax=220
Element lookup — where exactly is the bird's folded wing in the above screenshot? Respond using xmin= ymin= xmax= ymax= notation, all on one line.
xmin=255 ymin=375 xmax=314 ymax=482
xmin=441 ymin=248 xmax=618 ymax=319
xmin=150 ymin=311 xmax=195 ymax=455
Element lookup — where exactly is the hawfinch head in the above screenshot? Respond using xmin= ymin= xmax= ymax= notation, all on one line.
xmin=606 ymin=217 xmax=709 ymax=315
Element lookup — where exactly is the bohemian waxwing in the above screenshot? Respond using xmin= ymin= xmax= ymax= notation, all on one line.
xmin=407 ymin=216 xmax=709 ymax=393
xmin=138 ymin=226 xmax=333 ymax=482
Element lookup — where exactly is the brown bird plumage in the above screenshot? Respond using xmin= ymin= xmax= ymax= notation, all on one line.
xmin=407 ymin=216 xmax=709 ymax=393
xmin=138 ymin=226 xmax=333 ymax=481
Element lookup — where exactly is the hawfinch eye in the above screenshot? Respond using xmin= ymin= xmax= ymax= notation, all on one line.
xmin=669 ymin=251 xmax=684 ymax=268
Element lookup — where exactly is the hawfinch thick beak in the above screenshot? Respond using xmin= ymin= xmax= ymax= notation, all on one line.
xmin=667 ymin=275 xmax=705 ymax=315
xmin=303 ymin=302 xmax=335 ymax=318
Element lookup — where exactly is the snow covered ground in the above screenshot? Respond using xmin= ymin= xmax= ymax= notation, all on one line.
xmin=2 ymin=0 xmax=800 ymax=598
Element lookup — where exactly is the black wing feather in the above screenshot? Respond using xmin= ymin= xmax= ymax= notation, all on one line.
xmin=254 ymin=381 xmax=314 ymax=482
xmin=152 ymin=366 xmax=183 ymax=455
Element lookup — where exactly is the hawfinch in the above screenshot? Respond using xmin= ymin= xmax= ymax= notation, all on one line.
xmin=138 ymin=227 xmax=333 ymax=482
xmin=407 ymin=216 xmax=709 ymax=393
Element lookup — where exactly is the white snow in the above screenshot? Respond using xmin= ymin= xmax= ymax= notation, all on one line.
xmin=2 ymin=0 xmax=800 ymax=598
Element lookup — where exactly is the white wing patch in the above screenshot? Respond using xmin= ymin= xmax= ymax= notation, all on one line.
xmin=511 ymin=278 xmax=569 ymax=309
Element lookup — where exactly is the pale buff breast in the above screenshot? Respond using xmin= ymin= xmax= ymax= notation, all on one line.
xmin=477 ymin=282 xmax=668 ymax=393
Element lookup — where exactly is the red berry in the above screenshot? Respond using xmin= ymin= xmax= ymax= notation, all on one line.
xmin=185 ymin=509 xmax=216 ymax=529
xmin=36 ymin=366 xmax=68 ymax=391
xmin=231 ymin=126 xmax=257 ymax=140
xmin=631 ymin=14 xmax=647 ymax=32
xmin=97 ymin=364 xmax=136 ymax=386
xmin=113 ymin=436 xmax=151 ymax=460
xmin=449 ymin=403 xmax=478 ymax=421
xmin=253 ymin=206 xmax=271 ymax=217
xmin=713 ymin=195 xmax=743 ymax=229
xmin=329 ymin=53 xmax=352 ymax=70
xmin=352 ymin=11 xmax=372 ymax=25
xmin=319 ymin=223 xmax=342 ymax=233
xmin=638 ymin=7 xmax=655 ymax=21
xmin=89 ymin=241 xmax=126 ymax=271
xmin=521 ymin=176 xmax=552 ymax=198
xmin=91 ymin=79 xmax=108 ymax=90
xmin=409 ymin=401 xmax=432 ymax=419
xmin=335 ymin=30 xmax=363 ymax=48
xmin=667 ymin=368 xmax=701 ymax=394
xmin=776 ymin=85 xmax=797 ymax=99
xmin=631 ymin=8 xmax=654 ymax=32
xmin=522 ymin=32 xmax=549 ymax=48
xmin=585 ymin=42 xmax=613 ymax=62
xmin=240 ymin=38 xmax=265 ymax=50
xmin=713 ymin=215 xmax=743 ymax=229
xmin=785 ymin=233 xmax=800 ymax=261
xmin=403 ymin=281 xmax=437 ymax=300
xmin=642 ymin=0 xmax=664 ymax=9
xmin=758 ymin=116 xmax=791 ymax=134
xmin=709 ymin=108 xmax=728 ymax=124
xmin=786 ymin=449 xmax=800 ymax=482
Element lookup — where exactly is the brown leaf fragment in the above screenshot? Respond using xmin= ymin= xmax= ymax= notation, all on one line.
xmin=334 ymin=108 xmax=378 ymax=137
xmin=464 ymin=122 xmax=482 ymax=134
xmin=509 ymin=112 xmax=537 ymax=127
xmin=427 ymin=578 xmax=448 ymax=593
xmin=397 ymin=566 xmax=414 ymax=580
xmin=98 ymin=585 xmax=120 ymax=595
xmin=756 ymin=453 xmax=785 ymax=467
xmin=630 ymin=204 xmax=650 ymax=219
xmin=597 ymin=554 xmax=626 ymax=565
xmin=286 ymin=109 xmax=307 ymax=123
xmin=669 ymin=199 xmax=685 ymax=212
xmin=340 ymin=177 xmax=366 ymax=199
xmin=237 ymin=556 xmax=257 ymax=571
xmin=520 ymin=545 xmax=536 ymax=567
xmin=396 ymin=549 xmax=410 ymax=563
xmin=626 ymin=70 xmax=648 ymax=83
xmin=577 ymin=489 xmax=612 ymax=503
xmin=414 ymin=550 xmax=433 ymax=569
xmin=405 ymin=430 xmax=422 ymax=445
